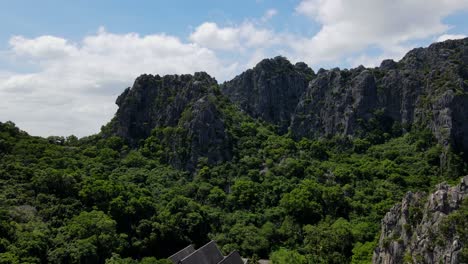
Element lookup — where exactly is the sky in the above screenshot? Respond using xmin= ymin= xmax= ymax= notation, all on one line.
xmin=1 ymin=0 xmax=468 ymax=137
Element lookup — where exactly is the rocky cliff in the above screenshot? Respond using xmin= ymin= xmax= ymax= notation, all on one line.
xmin=111 ymin=72 xmax=216 ymax=144
xmin=221 ymin=56 xmax=315 ymax=133
xmin=373 ymin=175 xmax=468 ymax=264
xmin=291 ymin=38 xmax=468 ymax=156
xmin=218 ymin=38 xmax=468 ymax=156
xmin=107 ymin=72 xmax=233 ymax=171
xmin=107 ymin=38 xmax=468 ymax=169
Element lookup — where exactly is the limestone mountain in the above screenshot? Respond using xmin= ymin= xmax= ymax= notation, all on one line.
xmin=106 ymin=38 xmax=468 ymax=171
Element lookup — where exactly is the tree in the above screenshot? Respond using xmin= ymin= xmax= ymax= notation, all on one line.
xmin=48 ymin=210 xmax=125 ymax=264
xmin=351 ymin=242 xmax=375 ymax=264
xmin=270 ymin=248 xmax=307 ymax=264
xmin=279 ymin=180 xmax=323 ymax=224
xmin=156 ymin=196 xmax=210 ymax=252
xmin=1 ymin=220 xmax=50 ymax=264
xmin=229 ymin=179 xmax=262 ymax=210
xmin=303 ymin=218 xmax=354 ymax=264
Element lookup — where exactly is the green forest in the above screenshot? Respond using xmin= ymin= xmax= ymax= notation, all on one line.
xmin=0 ymin=100 xmax=466 ymax=264
xmin=1 ymin=1 xmax=468 ymax=263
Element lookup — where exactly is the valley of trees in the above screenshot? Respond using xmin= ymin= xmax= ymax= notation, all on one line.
xmin=0 ymin=112 xmax=466 ymax=263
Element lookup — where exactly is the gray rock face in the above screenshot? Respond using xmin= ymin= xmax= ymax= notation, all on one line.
xmin=108 ymin=72 xmax=232 ymax=171
xmin=291 ymin=38 xmax=468 ymax=156
xmin=291 ymin=67 xmax=378 ymax=138
xmin=111 ymin=72 xmax=218 ymax=145
xmin=373 ymin=176 xmax=468 ymax=264
xmin=221 ymin=56 xmax=315 ymax=133
xmin=219 ymin=39 xmax=468 ymax=155
xmin=181 ymin=96 xmax=233 ymax=171
xmin=107 ymin=38 xmax=468 ymax=170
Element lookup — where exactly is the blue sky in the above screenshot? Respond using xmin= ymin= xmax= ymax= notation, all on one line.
xmin=1 ymin=0 xmax=467 ymax=137
xmin=0 ymin=1 xmax=310 ymax=46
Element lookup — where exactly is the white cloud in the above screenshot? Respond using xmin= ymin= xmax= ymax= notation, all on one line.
xmin=189 ymin=22 xmax=279 ymax=51
xmin=189 ymin=22 xmax=240 ymax=50
xmin=261 ymin=9 xmax=278 ymax=22
xmin=9 ymin=35 xmax=78 ymax=59
xmin=294 ymin=0 xmax=468 ymax=63
xmin=0 ymin=29 xmax=238 ymax=137
xmin=437 ymin=34 xmax=467 ymax=42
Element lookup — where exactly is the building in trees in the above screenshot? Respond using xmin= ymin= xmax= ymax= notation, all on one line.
xmin=169 ymin=241 xmax=246 ymax=264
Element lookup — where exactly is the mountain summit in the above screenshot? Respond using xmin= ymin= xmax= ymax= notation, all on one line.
xmin=222 ymin=56 xmax=315 ymax=133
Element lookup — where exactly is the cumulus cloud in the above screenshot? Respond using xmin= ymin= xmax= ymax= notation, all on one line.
xmin=437 ymin=34 xmax=467 ymax=42
xmin=10 ymin=35 xmax=78 ymax=59
xmin=189 ymin=22 xmax=279 ymax=51
xmin=0 ymin=29 xmax=237 ymax=137
xmin=294 ymin=0 xmax=468 ymax=63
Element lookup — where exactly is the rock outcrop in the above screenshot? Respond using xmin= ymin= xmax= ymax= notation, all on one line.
xmin=222 ymin=56 xmax=315 ymax=133
xmin=107 ymin=72 xmax=233 ymax=171
xmin=291 ymin=38 xmax=468 ymax=156
xmin=111 ymin=72 xmax=217 ymax=144
xmin=290 ymin=66 xmax=379 ymax=138
xmin=373 ymin=175 xmax=468 ymax=264
xmin=181 ymin=95 xmax=233 ymax=171
xmin=219 ymin=39 xmax=468 ymax=156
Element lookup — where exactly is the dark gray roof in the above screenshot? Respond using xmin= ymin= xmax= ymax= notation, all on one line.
xmin=168 ymin=245 xmax=196 ymax=264
xmin=218 ymin=251 xmax=245 ymax=264
xmin=180 ymin=241 xmax=224 ymax=264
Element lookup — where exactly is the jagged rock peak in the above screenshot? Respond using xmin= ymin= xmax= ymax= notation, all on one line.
xmin=373 ymin=175 xmax=468 ymax=264
xmin=106 ymin=71 xmax=235 ymax=171
xmin=379 ymin=59 xmax=398 ymax=70
xmin=399 ymin=37 xmax=468 ymax=70
xmin=108 ymin=72 xmax=219 ymax=145
xmin=105 ymin=37 xmax=468 ymax=165
xmin=253 ymin=56 xmax=314 ymax=77
xmin=291 ymin=37 xmax=468 ymax=156
xmin=221 ymin=56 xmax=315 ymax=133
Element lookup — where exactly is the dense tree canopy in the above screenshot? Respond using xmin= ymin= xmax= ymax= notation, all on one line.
xmin=0 ymin=117 xmax=465 ymax=263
